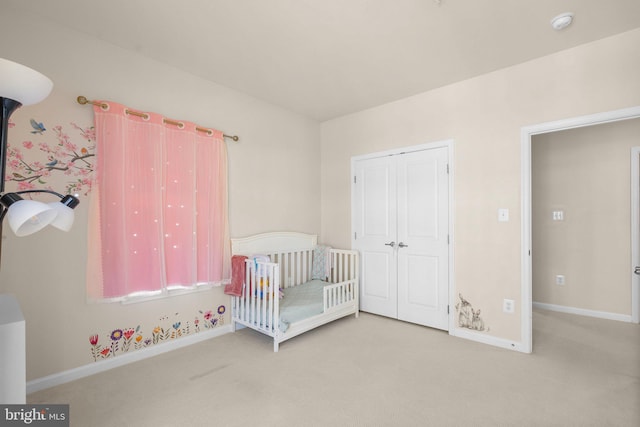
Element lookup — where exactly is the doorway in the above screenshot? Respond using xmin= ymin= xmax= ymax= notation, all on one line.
xmin=521 ymin=106 xmax=640 ymax=353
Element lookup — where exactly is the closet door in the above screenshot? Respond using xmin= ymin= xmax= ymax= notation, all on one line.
xmin=353 ymin=156 xmax=398 ymax=318
xmin=396 ymin=148 xmax=449 ymax=330
xmin=353 ymin=145 xmax=450 ymax=331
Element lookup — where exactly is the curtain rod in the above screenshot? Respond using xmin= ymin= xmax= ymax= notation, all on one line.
xmin=76 ymin=96 xmax=239 ymax=142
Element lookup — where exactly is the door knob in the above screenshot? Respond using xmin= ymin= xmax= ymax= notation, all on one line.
xmin=398 ymin=242 xmax=408 ymax=248
xmin=384 ymin=241 xmax=395 ymax=247
xmin=635 ymin=266 xmax=640 ymax=275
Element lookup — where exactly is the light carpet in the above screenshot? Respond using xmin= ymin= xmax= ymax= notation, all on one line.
xmin=28 ymin=309 xmax=640 ymax=426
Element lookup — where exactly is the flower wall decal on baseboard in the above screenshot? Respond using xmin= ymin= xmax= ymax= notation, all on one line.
xmin=88 ymin=306 xmax=226 ymax=362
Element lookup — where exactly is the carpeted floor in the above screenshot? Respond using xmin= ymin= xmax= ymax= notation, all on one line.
xmin=28 ymin=309 xmax=640 ymax=426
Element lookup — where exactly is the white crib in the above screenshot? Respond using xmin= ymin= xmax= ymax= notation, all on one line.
xmin=230 ymin=232 xmax=359 ymax=352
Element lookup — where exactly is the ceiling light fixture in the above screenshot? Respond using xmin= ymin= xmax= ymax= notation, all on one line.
xmin=0 ymin=58 xmax=80 ymax=245
xmin=551 ymin=12 xmax=574 ymax=31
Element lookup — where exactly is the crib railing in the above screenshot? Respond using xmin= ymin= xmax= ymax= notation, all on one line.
xmin=328 ymin=249 xmax=359 ymax=284
xmin=323 ymin=280 xmax=356 ymax=311
xmin=233 ymin=260 xmax=280 ymax=335
xmin=231 ymin=248 xmax=359 ymax=337
xmin=324 ymin=249 xmax=359 ymax=312
xmin=268 ymin=249 xmax=314 ymax=287
xmin=268 ymin=248 xmax=359 ymax=287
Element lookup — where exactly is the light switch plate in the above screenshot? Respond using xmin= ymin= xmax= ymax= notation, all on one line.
xmin=503 ymin=299 xmax=515 ymax=313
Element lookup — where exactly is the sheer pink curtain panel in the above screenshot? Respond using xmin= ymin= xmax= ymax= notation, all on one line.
xmin=86 ymin=101 xmax=230 ymax=301
xmin=196 ymin=130 xmax=230 ymax=284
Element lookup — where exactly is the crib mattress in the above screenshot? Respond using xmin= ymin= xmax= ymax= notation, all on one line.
xmin=279 ymin=279 xmax=326 ymax=332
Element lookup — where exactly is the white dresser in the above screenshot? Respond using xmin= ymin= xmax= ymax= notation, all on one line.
xmin=0 ymin=294 xmax=26 ymax=404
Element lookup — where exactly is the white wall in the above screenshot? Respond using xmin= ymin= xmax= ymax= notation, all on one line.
xmin=0 ymin=9 xmax=320 ymax=380
xmin=320 ymin=29 xmax=640 ymax=344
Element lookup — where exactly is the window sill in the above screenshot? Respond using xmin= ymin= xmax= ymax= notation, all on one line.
xmin=119 ymin=282 xmax=225 ymax=305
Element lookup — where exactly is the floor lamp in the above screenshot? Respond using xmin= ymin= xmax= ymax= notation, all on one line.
xmin=0 ymin=58 xmax=80 ymax=261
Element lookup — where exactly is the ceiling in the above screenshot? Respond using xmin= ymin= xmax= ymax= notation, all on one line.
xmin=5 ymin=0 xmax=640 ymax=121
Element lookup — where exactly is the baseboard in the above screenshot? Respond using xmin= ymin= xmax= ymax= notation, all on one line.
xmin=27 ymin=324 xmax=233 ymax=394
xmin=449 ymin=328 xmax=526 ymax=353
xmin=533 ymin=302 xmax=632 ymax=322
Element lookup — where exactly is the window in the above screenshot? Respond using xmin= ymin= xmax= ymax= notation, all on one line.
xmin=86 ymin=101 xmax=230 ymax=301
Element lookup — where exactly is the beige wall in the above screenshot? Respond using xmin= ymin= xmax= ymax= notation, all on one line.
xmin=320 ymin=29 xmax=640 ymax=343
xmin=532 ymin=119 xmax=640 ymax=315
xmin=0 ymin=9 xmax=320 ymax=380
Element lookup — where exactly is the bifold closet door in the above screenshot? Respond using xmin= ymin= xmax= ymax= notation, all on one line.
xmin=353 ymin=147 xmax=449 ymax=330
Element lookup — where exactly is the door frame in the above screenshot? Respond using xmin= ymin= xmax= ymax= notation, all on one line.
xmin=351 ymin=139 xmax=455 ymax=331
xmin=521 ymin=106 xmax=640 ymax=353
xmin=630 ymin=146 xmax=640 ymax=324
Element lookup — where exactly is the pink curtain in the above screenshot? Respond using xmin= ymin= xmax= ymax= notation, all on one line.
xmin=86 ymin=101 xmax=230 ymax=300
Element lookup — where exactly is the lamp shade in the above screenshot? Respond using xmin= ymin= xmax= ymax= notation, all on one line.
xmin=5 ymin=199 xmax=57 ymax=236
xmin=47 ymin=201 xmax=75 ymax=232
xmin=0 ymin=58 xmax=53 ymax=106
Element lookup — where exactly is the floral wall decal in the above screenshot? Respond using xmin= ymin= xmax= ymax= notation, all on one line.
xmin=88 ymin=306 xmax=226 ymax=361
xmin=6 ymin=118 xmax=95 ymax=196
xmin=197 ymin=305 xmax=226 ymax=332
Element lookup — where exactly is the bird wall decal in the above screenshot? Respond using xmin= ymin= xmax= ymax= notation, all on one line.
xmin=30 ymin=118 xmax=46 ymax=134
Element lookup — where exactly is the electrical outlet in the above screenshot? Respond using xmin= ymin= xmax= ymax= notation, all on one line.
xmin=503 ymin=299 xmax=515 ymax=314
xmin=556 ymin=275 xmax=565 ymax=285
xmin=498 ymin=208 xmax=509 ymax=222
